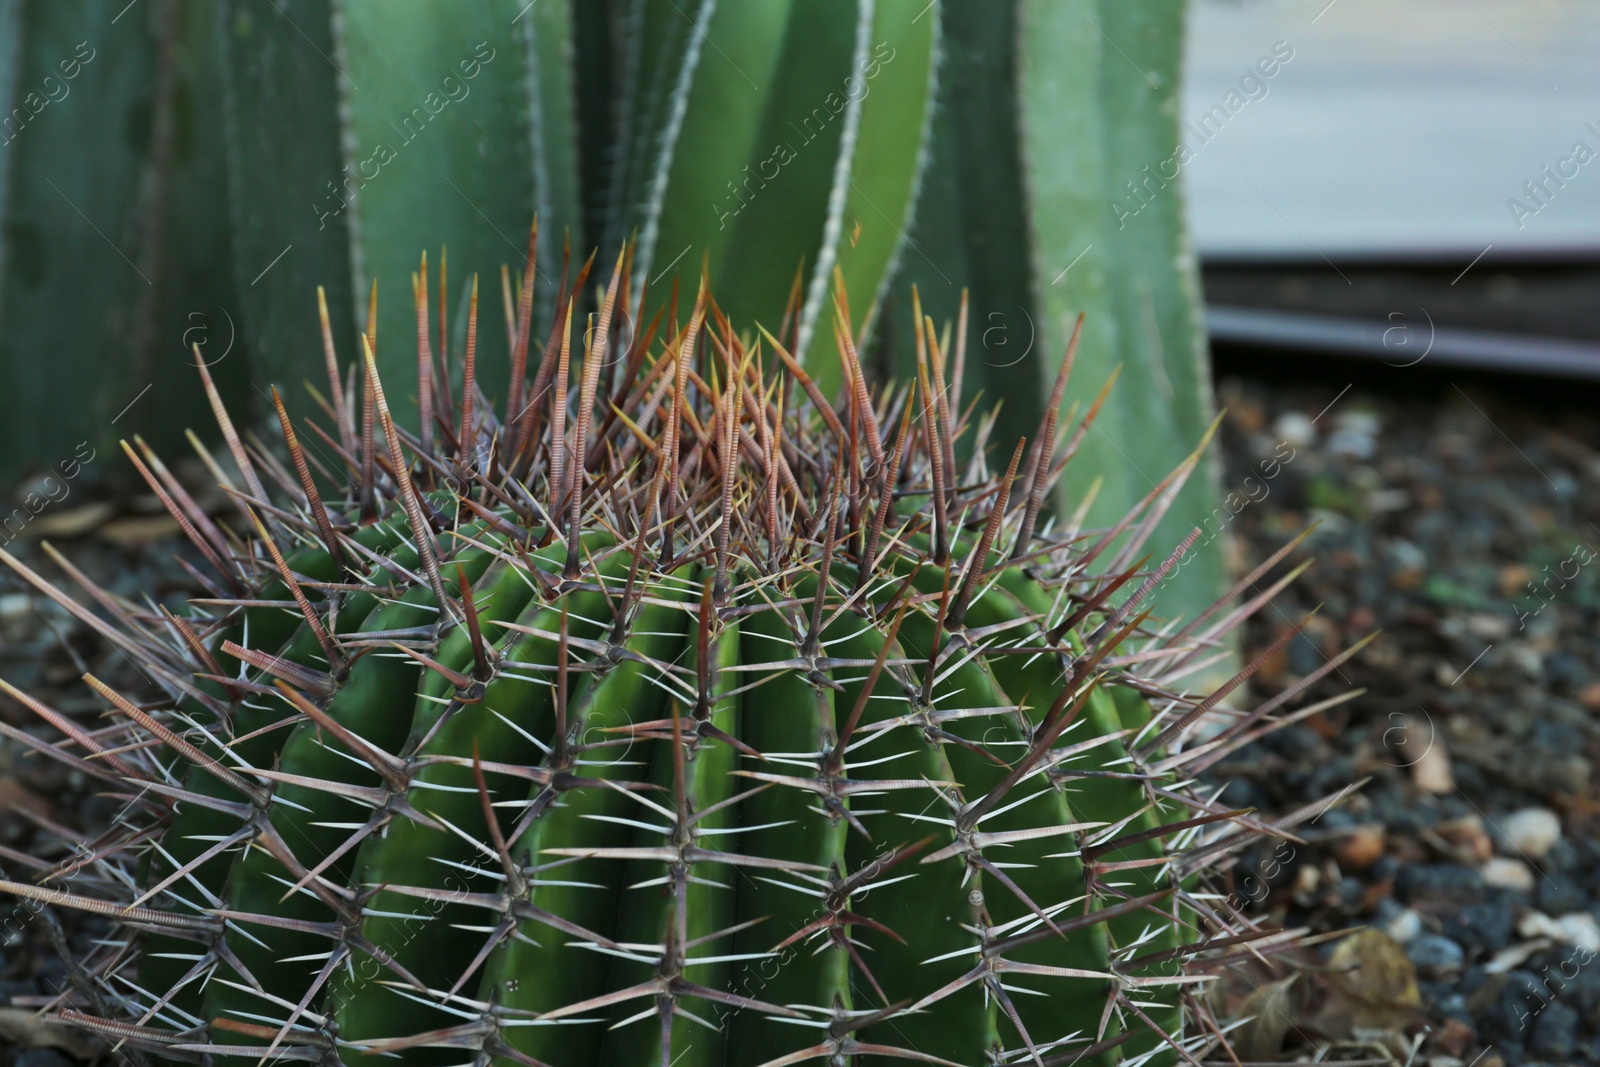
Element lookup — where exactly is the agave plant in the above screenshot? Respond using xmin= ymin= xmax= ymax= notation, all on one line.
xmin=0 ymin=240 xmax=1361 ymax=1066
xmin=4 ymin=0 xmax=1222 ymax=634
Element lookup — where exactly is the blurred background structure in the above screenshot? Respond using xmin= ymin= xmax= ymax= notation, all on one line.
xmin=1190 ymin=0 xmax=1600 ymax=258
xmin=1189 ymin=0 xmax=1600 ymax=374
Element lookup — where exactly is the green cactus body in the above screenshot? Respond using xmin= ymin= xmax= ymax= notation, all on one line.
xmin=0 ymin=247 xmax=1345 ymax=1065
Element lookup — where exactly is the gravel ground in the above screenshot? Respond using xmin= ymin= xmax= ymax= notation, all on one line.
xmin=1212 ymin=375 xmax=1600 ymax=1066
xmin=0 ymin=467 xmax=200 ymax=1066
xmin=2 ymin=379 xmax=1598 ymax=1064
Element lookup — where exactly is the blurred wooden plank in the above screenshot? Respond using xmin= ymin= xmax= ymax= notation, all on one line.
xmin=1184 ymin=0 xmax=1600 ymax=258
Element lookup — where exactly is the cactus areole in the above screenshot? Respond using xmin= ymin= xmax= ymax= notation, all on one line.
xmin=0 ymin=236 xmax=1346 ymax=1066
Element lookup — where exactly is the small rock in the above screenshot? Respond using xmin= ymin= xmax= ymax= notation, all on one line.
xmin=1545 ymin=652 xmax=1588 ymax=694
xmin=1368 ymin=487 xmax=1409 ymax=511
xmin=1436 ymin=1018 xmax=1478 ymax=1056
xmin=1519 ymin=910 xmax=1600 ymax=953
xmin=1450 ymin=902 xmax=1516 ymax=954
xmin=0 ymin=593 xmax=30 ymax=622
xmin=1481 ymin=857 xmax=1536 ymax=892
xmin=1484 ymin=940 xmax=1550 ymax=974
xmin=1505 ymin=643 xmax=1545 ymax=679
xmin=1398 ymin=862 xmax=1484 ymax=902
xmin=1465 ymin=613 xmax=1512 ymax=641
xmin=1498 ymin=562 xmax=1533 ymax=598
xmin=1408 ymin=934 xmax=1466 ymax=977
xmin=1335 ymin=409 xmax=1381 ymax=437
xmin=1384 ymin=906 xmax=1424 ymax=944
xmin=1499 ymin=808 xmax=1562 ymax=859
xmin=1537 ymin=876 xmax=1588 ymax=916
xmin=1579 ymin=680 xmax=1600 ymax=711
xmin=1228 ymin=395 xmax=1265 ymax=433
xmin=1327 ymin=428 xmax=1376 ymax=460
xmin=1412 ymin=738 xmax=1456 ymax=795
xmin=1433 ymin=815 xmax=1492 ymax=863
xmin=1561 ymin=908 xmax=1600 ymax=953
xmin=1487 ymin=971 xmax=1545 ymax=1044
xmin=1218 ymin=777 xmax=1261 ymax=811
xmin=1568 ymin=961 xmax=1600 ymax=1017
xmin=1386 ymin=537 xmax=1427 ymax=575
xmin=1334 ymin=825 xmax=1386 ymax=872
xmin=1273 ymin=411 xmax=1316 ymax=449
xmin=1529 ymin=1001 xmax=1579 ymax=1062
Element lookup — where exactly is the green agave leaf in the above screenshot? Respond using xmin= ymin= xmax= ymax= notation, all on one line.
xmin=609 ymin=0 xmax=938 ymax=398
xmin=218 ymin=0 xmax=580 ymax=417
xmin=1023 ymin=0 xmax=1226 ymax=639
xmin=799 ymin=0 xmax=938 ymax=384
xmin=885 ymin=0 xmax=1037 ymax=449
xmin=896 ymin=0 xmax=1227 ymax=642
xmin=0 ymin=0 xmax=245 ymax=482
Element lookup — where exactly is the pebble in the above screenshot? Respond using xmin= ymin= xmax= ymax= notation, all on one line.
xmin=1326 ymin=427 xmax=1376 ymax=460
xmin=1273 ymin=411 xmax=1316 ymax=449
xmin=1398 ymin=862 xmax=1484 ymax=902
xmin=1433 ymin=815 xmax=1492 ymax=863
xmin=1367 ymin=487 xmax=1409 ymax=511
xmin=1325 ymin=412 xmax=1379 ymax=459
xmin=0 ymin=593 xmax=30 ymax=622
xmin=1490 ymin=970 xmax=1553 ymax=1038
xmin=1547 ymin=468 xmax=1579 ymax=499
xmin=1518 ymin=910 xmax=1600 ymax=954
xmin=1481 ymin=857 xmax=1536 ymax=892
xmin=1412 ymin=737 xmax=1456 ymax=795
xmin=1333 ymin=824 xmax=1386 ymax=871
xmin=1384 ymin=906 xmax=1424 ymax=944
xmin=1499 ymin=808 xmax=1562 ymax=859
xmin=1545 ymin=652 xmax=1588 ymax=695
xmin=1465 ymin=613 xmax=1511 ymax=641
xmin=1335 ymin=409 xmax=1381 ymax=438
xmin=1449 ymin=902 xmax=1516 ymax=954
xmin=1537 ymin=876 xmax=1590 ymax=917
xmin=1568 ymin=963 xmax=1600 ymax=1017
xmin=1408 ymin=934 xmax=1466 ymax=977
xmin=1435 ymin=1017 xmax=1478 ymax=1055
xmin=1504 ymin=643 xmax=1545 ymax=679
xmin=1529 ymin=1000 xmax=1580 ymax=1062
xmin=1385 ymin=537 xmax=1427 ymax=574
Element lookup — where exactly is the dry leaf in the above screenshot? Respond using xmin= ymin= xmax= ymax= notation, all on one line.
xmin=26 ymin=501 xmax=117 ymax=539
xmin=1232 ymin=975 xmax=1300 ymax=1061
xmin=97 ymin=513 xmax=182 ymax=546
xmin=1326 ymin=928 xmax=1420 ymax=1032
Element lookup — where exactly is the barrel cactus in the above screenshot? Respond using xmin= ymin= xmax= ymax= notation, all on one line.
xmin=0 ymin=246 xmax=1356 ymax=1065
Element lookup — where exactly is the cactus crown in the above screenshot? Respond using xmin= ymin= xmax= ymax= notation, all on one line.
xmin=0 ymin=239 xmax=1354 ymax=1066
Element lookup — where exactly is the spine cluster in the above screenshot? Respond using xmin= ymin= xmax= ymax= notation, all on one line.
xmin=0 ymin=234 xmax=1363 ymax=1066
